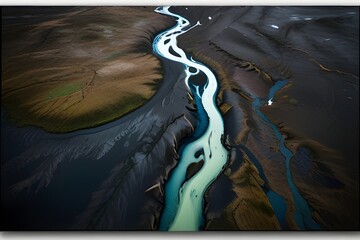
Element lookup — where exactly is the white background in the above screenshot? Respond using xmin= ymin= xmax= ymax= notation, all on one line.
xmin=0 ymin=0 xmax=360 ymax=5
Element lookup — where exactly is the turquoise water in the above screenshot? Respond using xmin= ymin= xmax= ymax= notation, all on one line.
xmin=153 ymin=6 xmax=320 ymax=231
xmin=252 ymin=80 xmax=321 ymax=230
xmin=239 ymin=144 xmax=288 ymax=229
xmin=267 ymin=190 xmax=288 ymax=229
xmin=153 ymin=7 xmax=229 ymax=231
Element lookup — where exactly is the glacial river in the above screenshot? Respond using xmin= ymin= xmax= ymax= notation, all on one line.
xmin=153 ymin=7 xmax=229 ymax=231
xmin=153 ymin=6 xmax=321 ymax=231
xmin=253 ymin=80 xmax=321 ymax=230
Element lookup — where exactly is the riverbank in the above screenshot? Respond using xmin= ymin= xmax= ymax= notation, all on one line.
xmin=172 ymin=6 xmax=359 ymax=230
xmin=1 ymin=6 xmax=358 ymax=231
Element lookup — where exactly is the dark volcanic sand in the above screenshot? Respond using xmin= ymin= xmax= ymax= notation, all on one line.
xmin=1 ymin=6 xmax=359 ymax=230
xmin=172 ymin=6 xmax=358 ymax=230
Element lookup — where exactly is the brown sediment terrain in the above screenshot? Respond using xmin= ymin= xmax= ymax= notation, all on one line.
xmin=193 ymin=41 xmax=299 ymax=230
xmin=2 ymin=7 xmax=174 ymax=132
xmin=173 ymin=6 xmax=359 ymax=230
xmin=1 ymin=7 xmax=195 ymax=230
xmin=1 ymin=6 xmax=358 ymax=231
xmin=202 ymin=57 xmax=299 ymax=229
xmin=207 ymin=151 xmax=281 ymax=230
xmin=286 ymin=137 xmax=359 ymax=230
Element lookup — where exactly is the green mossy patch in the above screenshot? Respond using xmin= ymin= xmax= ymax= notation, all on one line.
xmin=106 ymin=50 xmax=129 ymax=60
xmin=47 ymin=83 xmax=84 ymax=100
xmin=44 ymin=93 xmax=148 ymax=133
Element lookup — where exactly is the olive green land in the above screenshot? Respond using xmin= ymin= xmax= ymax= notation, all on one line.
xmin=2 ymin=7 xmax=173 ymax=132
